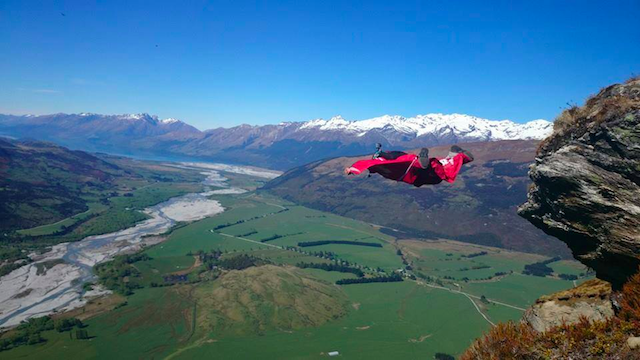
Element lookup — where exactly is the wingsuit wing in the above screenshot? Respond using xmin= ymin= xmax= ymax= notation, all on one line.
xmin=346 ymin=154 xmax=419 ymax=181
xmin=346 ymin=152 xmax=472 ymax=186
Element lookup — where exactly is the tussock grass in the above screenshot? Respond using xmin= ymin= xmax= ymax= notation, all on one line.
xmin=620 ymin=269 xmax=640 ymax=322
xmin=539 ymin=76 xmax=640 ymax=154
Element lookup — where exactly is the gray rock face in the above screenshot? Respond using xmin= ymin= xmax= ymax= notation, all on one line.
xmin=524 ymin=299 xmax=614 ymax=332
xmin=518 ymin=78 xmax=640 ymax=288
xmin=522 ymin=279 xmax=614 ymax=332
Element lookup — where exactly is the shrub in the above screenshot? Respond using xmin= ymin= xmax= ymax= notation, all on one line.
xmin=553 ymin=105 xmax=582 ymax=132
xmin=462 ymin=305 xmax=639 ymax=359
xmin=462 ymin=321 xmax=537 ymax=360
xmin=217 ymin=254 xmax=259 ymax=270
xmin=298 ymin=240 xmax=382 ymax=248
xmin=619 ymin=268 xmax=640 ymax=322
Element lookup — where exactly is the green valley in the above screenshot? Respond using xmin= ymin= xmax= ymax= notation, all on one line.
xmin=1 ymin=183 xmax=589 ymax=359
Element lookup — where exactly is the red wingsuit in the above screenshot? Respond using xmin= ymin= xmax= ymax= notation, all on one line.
xmin=346 ymin=152 xmax=472 ymax=187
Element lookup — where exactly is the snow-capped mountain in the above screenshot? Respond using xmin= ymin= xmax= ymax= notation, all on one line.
xmin=0 ymin=112 xmax=552 ymax=170
xmin=297 ymin=114 xmax=551 ymax=141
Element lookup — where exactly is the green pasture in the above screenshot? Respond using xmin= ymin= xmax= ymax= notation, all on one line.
xmin=17 ymin=202 xmax=108 ymax=236
xmin=2 ymin=184 xmax=585 ymax=360
xmin=3 ymin=280 xmax=490 ymax=360
xmin=549 ymin=260 xmax=589 ymax=276
xmin=2 ymin=287 xmax=193 ymax=360
xmin=411 ymin=247 xmax=545 ymax=281
xmin=142 ymin=195 xmax=402 ymax=274
xmin=463 ymin=273 xmax=576 ymax=309
xmin=170 ymin=281 xmax=491 ymax=360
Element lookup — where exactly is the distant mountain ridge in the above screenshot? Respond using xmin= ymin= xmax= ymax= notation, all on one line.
xmin=297 ymin=114 xmax=550 ymax=140
xmin=0 ymin=112 xmax=552 ymax=170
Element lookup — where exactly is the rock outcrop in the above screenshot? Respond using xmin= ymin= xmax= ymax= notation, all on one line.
xmin=463 ymin=78 xmax=640 ymax=359
xmin=518 ymin=77 xmax=640 ymax=289
xmin=522 ymin=279 xmax=613 ymax=332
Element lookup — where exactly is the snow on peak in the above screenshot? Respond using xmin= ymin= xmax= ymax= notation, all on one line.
xmin=125 ymin=113 xmax=145 ymax=120
xmin=161 ymin=118 xmax=181 ymax=124
xmin=118 ymin=113 xmax=157 ymax=121
xmin=297 ymin=113 xmax=552 ymax=140
xmin=112 ymin=113 xmax=164 ymax=124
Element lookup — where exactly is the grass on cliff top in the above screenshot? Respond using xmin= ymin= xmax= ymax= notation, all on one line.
xmin=550 ymin=76 xmax=639 ymax=135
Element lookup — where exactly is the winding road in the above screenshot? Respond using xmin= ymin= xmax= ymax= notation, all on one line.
xmin=414 ymin=279 xmax=526 ymax=326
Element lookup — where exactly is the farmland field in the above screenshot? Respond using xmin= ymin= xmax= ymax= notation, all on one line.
xmin=1 ymin=177 xmax=589 ymax=359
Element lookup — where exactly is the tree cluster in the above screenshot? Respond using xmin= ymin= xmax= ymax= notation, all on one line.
xmin=295 ymin=261 xmax=364 ymax=277
xmin=0 ymin=316 xmax=86 ymax=352
xmin=459 ymin=264 xmax=491 ymax=271
xmin=238 ymin=230 xmax=258 ymax=237
xmin=336 ymin=273 xmax=403 ymax=285
xmin=260 ymin=232 xmax=303 ymax=243
xmin=522 ymin=256 xmax=561 ymax=277
xmin=94 ymin=253 xmax=151 ymax=295
xmin=297 ymin=240 xmax=382 ymax=248
xmin=463 ymin=251 xmax=488 ymax=258
xmin=217 ymin=254 xmax=260 ymax=270
xmin=194 ymin=249 xmax=224 ymax=270
xmin=283 ymin=247 xmax=338 ymax=261
xmin=212 ymin=208 xmax=289 ymax=231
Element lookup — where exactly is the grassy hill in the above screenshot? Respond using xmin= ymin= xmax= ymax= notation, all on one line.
xmin=195 ymin=265 xmax=349 ymax=336
xmin=262 ymin=140 xmax=570 ymax=257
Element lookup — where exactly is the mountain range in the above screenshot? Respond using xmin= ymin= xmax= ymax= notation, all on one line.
xmin=0 ymin=113 xmax=552 ymax=170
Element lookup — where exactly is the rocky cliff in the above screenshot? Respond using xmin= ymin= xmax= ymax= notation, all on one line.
xmin=463 ymin=78 xmax=640 ymax=359
xmin=518 ymin=77 xmax=640 ymax=289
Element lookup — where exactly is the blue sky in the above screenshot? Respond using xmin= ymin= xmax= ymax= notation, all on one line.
xmin=1 ymin=0 xmax=638 ymax=129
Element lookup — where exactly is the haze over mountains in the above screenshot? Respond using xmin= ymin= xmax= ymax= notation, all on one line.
xmin=0 ymin=112 xmax=552 ymax=170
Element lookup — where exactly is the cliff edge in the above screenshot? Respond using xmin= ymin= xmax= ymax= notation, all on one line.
xmin=518 ymin=77 xmax=640 ymax=289
xmin=463 ymin=78 xmax=640 ymax=359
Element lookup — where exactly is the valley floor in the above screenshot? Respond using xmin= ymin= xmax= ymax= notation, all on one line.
xmin=0 ymin=171 xmax=590 ymax=359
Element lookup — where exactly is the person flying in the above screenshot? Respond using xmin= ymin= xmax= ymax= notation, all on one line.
xmin=344 ymin=144 xmax=474 ymax=187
